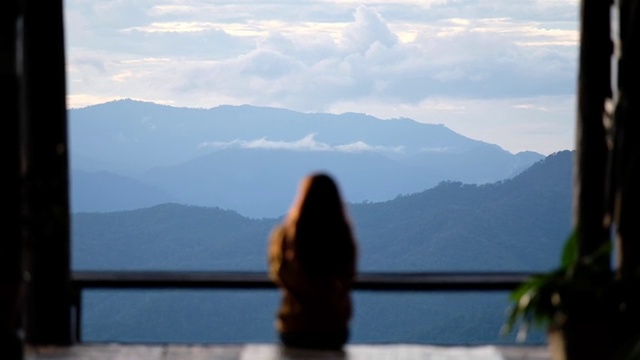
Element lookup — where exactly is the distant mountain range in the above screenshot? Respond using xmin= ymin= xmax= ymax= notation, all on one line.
xmin=74 ymin=150 xmax=573 ymax=344
xmin=73 ymin=150 xmax=573 ymax=273
xmin=69 ymin=99 xmax=545 ymax=218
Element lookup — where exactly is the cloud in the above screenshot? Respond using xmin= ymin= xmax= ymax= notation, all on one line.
xmin=123 ymin=21 xmax=225 ymax=33
xmin=65 ymin=2 xmax=579 ymax=98
xmin=335 ymin=141 xmax=405 ymax=153
xmin=199 ymin=133 xmax=405 ymax=153
xmin=64 ymin=2 xmax=579 ymax=107
xmin=237 ymin=49 xmax=303 ymax=78
xmin=342 ymin=6 xmax=399 ymax=53
xmin=420 ymin=147 xmax=454 ymax=153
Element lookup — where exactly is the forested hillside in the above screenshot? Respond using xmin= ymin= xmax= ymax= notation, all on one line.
xmin=73 ymin=150 xmax=572 ymax=272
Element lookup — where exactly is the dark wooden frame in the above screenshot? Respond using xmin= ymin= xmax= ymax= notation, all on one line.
xmin=20 ymin=0 xmax=72 ymax=346
xmin=1 ymin=1 xmax=25 ymax=358
xmin=3 ymin=0 xmax=72 ymax=352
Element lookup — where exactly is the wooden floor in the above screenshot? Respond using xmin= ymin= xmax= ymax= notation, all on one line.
xmin=25 ymin=343 xmax=552 ymax=360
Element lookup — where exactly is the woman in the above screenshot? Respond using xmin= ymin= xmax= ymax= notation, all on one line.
xmin=268 ymin=172 xmax=357 ymax=350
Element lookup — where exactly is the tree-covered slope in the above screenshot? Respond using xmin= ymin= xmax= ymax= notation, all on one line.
xmin=73 ymin=150 xmax=573 ymax=273
xmin=352 ymin=150 xmax=573 ymax=271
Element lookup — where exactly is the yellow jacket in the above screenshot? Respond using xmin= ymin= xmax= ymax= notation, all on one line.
xmin=268 ymin=225 xmax=355 ymax=333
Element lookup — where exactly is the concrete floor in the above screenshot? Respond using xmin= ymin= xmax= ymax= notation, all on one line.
xmin=25 ymin=343 xmax=552 ymax=360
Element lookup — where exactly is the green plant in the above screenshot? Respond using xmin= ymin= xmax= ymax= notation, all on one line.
xmin=502 ymin=229 xmax=613 ymax=341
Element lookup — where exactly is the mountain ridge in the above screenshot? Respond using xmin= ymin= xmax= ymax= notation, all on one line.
xmin=69 ymin=99 xmax=548 ymax=217
xmin=73 ymin=150 xmax=573 ymax=272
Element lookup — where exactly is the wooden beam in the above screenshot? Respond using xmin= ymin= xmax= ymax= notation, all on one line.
xmin=1 ymin=1 xmax=25 ymax=358
xmin=574 ymin=0 xmax=614 ymax=260
xmin=614 ymin=0 xmax=640 ymax=273
xmin=69 ymin=271 xmax=531 ymax=341
xmin=21 ymin=0 xmax=73 ymax=346
xmin=71 ymin=271 xmax=531 ymax=292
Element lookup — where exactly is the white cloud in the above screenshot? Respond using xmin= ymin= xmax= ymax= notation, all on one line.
xmin=123 ymin=22 xmax=225 ymax=33
xmin=342 ymin=6 xmax=398 ymax=53
xmin=237 ymin=49 xmax=303 ymax=78
xmin=420 ymin=147 xmax=454 ymax=153
xmin=335 ymin=141 xmax=405 ymax=153
xmin=199 ymin=133 xmax=405 ymax=153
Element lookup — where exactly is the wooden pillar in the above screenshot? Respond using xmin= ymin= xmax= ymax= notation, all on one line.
xmin=21 ymin=0 xmax=73 ymax=345
xmin=614 ymin=0 xmax=640 ymax=273
xmin=1 ymin=1 xmax=25 ymax=358
xmin=573 ymin=0 xmax=613 ymax=262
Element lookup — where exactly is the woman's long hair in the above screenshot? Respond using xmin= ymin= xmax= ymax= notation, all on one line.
xmin=284 ymin=172 xmax=356 ymax=277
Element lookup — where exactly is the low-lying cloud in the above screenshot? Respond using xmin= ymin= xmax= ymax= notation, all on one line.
xmin=199 ymin=133 xmax=405 ymax=153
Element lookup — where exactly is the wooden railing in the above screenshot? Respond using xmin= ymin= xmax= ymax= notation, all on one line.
xmin=69 ymin=271 xmax=533 ymax=342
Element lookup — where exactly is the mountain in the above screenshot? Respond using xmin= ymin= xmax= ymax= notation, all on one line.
xmin=73 ymin=204 xmax=277 ymax=271
xmin=68 ymin=99 xmax=546 ymax=216
xmin=138 ymin=148 xmax=429 ymax=218
xmin=352 ymin=150 xmax=573 ymax=272
xmin=70 ymin=169 xmax=178 ymax=213
xmin=74 ymin=151 xmax=572 ymax=345
xmin=73 ymin=150 xmax=573 ymax=273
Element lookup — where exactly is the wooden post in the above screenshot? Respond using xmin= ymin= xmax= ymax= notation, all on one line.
xmin=573 ymin=0 xmax=613 ymax=262
xmin=21 ymin=0 xmax=73 ymax=345
xmin=614 ymin=0 xmax=640 ymax=273
xmin=1 ymin=1 xmax=25 ymax=358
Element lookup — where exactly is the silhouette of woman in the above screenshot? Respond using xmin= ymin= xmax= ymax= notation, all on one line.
xmin=268 ymin=172 xmax=357 ymax=350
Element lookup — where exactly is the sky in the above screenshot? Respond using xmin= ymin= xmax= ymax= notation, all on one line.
xmin=63 ymin=0 xmax=580 ymax=155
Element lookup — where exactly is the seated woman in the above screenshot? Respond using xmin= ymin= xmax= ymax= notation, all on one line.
xmin=268 ymin=172 xmax=358 ymax=350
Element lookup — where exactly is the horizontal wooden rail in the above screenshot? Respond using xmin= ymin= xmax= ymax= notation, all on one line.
xmin=71 ymin=271 xmax=534 ymax=291
xmin=69 ymin=271 xmax=535 ymax=342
